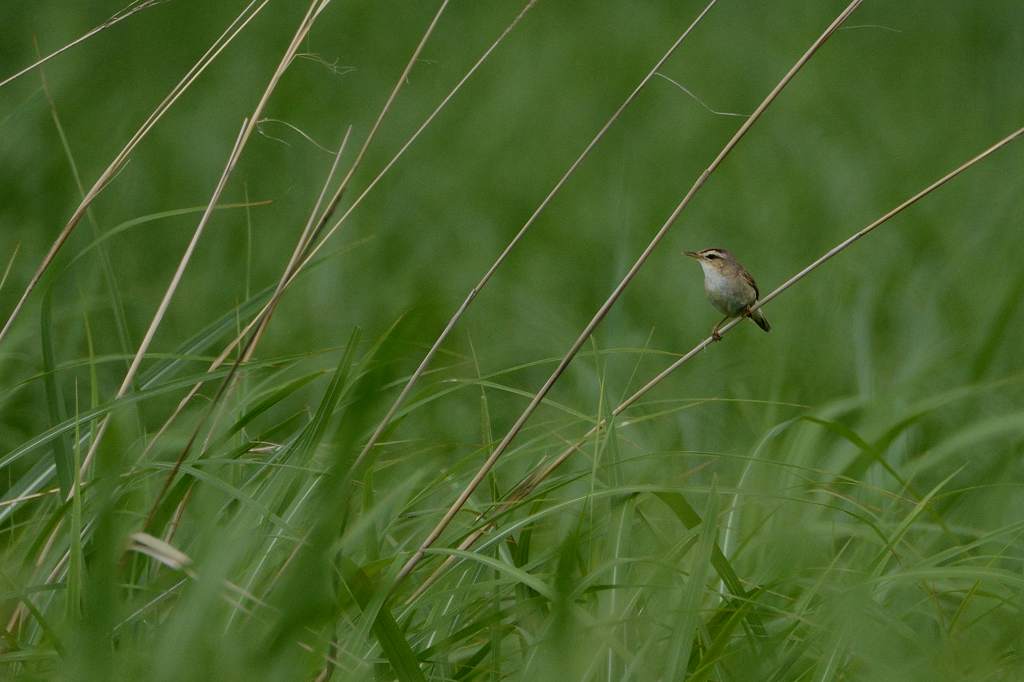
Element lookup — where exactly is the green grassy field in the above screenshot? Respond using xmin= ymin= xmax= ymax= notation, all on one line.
xmin=2 ymin=1 xmax=1023 ymax=679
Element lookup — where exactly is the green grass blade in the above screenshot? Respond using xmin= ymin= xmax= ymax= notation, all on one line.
xmin=39 ymin=287 xmax=72 ymax=495
xmin=664 ymin=484 xmax=718 ymax=680
xmin=339 ymin=558 xmax=426 ymax=682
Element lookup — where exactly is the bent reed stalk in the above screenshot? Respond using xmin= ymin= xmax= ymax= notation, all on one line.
xmin=407 ymin=124 xmax=1024 ymax=603
xmin=395 ymin=0 xmax=864 ymax=586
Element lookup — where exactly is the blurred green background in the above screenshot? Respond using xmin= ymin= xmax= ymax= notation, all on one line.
xmin=1 ymin=1 xmax=1023 ymax=680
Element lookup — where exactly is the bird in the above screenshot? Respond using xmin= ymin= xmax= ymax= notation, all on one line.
xmin=684 ymin=248 xmax=770 ymax=340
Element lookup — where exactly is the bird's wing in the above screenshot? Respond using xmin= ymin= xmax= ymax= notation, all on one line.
xmin=741 ymin=269 xmax=759 ymax=300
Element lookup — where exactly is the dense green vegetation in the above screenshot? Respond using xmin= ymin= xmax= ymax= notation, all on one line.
xmin=1 ymin=1 xmax=1022 ymax=679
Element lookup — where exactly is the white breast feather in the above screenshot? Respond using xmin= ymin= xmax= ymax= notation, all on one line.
xmin=699 ymin=262 xmax=752 ymax=315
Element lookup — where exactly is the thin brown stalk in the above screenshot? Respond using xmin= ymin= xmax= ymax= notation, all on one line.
xmin=407 ymin=124 xmax=1024 ymax=603
xmin=350 ymin=0 xmax=717 ymax=475
xmin=395 ymin=0 xmax=864 ymax=585
xmin=76 ymin=0 xmax=330 ymax=477
xmin=0 ymin=0 xmax=271 ymax=346
xmin=0 ymin=1 xmax=167 ymax=90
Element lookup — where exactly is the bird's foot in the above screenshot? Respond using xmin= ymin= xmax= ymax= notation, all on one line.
xmin=711 ymin=329 xmax=722 ymax=342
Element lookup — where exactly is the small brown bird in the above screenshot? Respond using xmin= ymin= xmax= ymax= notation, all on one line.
xmin=684 ymin=248 xmax=770 ymax=340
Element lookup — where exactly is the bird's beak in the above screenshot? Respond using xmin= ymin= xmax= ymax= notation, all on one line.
xmin=683 ymin=250 xmax=700 ymax=259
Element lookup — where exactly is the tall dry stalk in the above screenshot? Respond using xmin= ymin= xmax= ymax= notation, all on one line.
xmin=395 ymin=0 xmax=865 ymax=584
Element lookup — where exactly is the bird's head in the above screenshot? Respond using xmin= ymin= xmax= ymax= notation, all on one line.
xmin=684 ymin=248 xmax=734 ymax=272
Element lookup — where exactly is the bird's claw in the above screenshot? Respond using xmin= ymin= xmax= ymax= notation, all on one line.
xmin=711 ymin=330 xmax=722 ymax=342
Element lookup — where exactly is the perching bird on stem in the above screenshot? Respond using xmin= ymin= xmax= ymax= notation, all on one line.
xmin=684 ymin=248 xmax=770 ymax=340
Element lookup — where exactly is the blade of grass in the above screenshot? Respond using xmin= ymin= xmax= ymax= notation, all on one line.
xmin=339 ymin=558 xmax=427 ymax=682
xmin=664 ymin=484 xmax=718 ymax=680
xmin=39 ymin=287 xmax=72 ymax=496
xmin=66 ymin=381 xmax=83 ymax=621
xmin=38 ymin=46 xmax=135 ymax=369
xmin=654 ymin=492 xmax=751 ymax=607
xmin=67 ymin=202 xmax=271 ymax=270
xmin=0 ymin=244 xmax=19 ymax=293
xmin=971 ymin=270 xmax=1024 ymax=379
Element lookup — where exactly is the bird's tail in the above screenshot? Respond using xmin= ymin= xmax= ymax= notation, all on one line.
xmin=748 ymin=307 xmax=770 ymax=333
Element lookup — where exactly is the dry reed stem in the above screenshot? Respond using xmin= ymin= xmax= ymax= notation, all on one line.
xmin=350 ymin=0 xmax=717 ymax=475
xmin=0 ymin=0 xmax=166 ymax=90
xmin=407 ymin=124 xmax=1024 ymax=603
xmin=395 ymin=0 xmax=864 ymax=585
xmin=0 ymin=0 xmax=271 ymax=346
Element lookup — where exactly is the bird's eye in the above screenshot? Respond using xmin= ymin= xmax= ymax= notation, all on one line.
xmin=705 ymin=253 xmax=718 ymax=260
